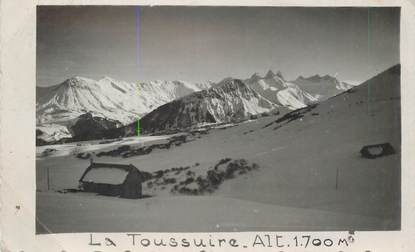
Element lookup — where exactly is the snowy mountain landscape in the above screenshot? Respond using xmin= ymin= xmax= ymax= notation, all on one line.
xmin=36 ymin=71 xmax=352 ymax=144
xmin=292 ymin=73 xmax=354 ymax=101
xmin=36 ymin=65 xmax=400 ymax=233
xmin=245 ymin=70 xmax=319 ymax=109
xmin=37 ymin=76 xmax=211 ymax=125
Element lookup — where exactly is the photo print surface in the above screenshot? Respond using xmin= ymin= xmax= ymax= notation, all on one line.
xmin=36 ymin=6 xmax=401 ymax=234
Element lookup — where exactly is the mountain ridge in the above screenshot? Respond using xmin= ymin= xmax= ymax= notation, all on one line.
xmin=292 ymin=73 xmax=354 ymax=101
xmin=36 ymin=76 xmax=212 ymax=125
xmin=110 ymin=78 xmax=280 ymax=137
xmin=36 ymin=70 xmax=356 ymax=144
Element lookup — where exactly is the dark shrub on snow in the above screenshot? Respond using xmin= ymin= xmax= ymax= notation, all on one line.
xmin=171 ymin=158 xmax=259 ymax=195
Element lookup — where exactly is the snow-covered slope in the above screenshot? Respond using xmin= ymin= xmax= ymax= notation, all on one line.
xmin=244 ymin=70 xmax=319 ymax=110
xmin=36 ymin=124 xmax=71 ymax=143
xmin=36 ymin=76 xmax=211 ymax=125
xmin=292 ymin=74 xmax=354 ymax=101
xmin=36 ymin=65 xmax=401 ymax=233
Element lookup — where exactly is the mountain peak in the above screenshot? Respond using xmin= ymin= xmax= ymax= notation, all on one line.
xmin=62 ymin=76 xmax=93 ymax=87
xmin=100 ymin=76 xmax=116 ymax=81
xmin=322 ymin=74 xmax=337 ymax=81
xmin=265 ymin=70 xmax=276 ymax=79
xmin=276 ymin=71 xmax=284 ymax=79
xmin=265 ymin=70 xmax=284 ymax=80
xmin=301 ymin=74 xmax=331 ymax=83
xmin=304 ymin=74 xmax=338 ymax=83
xmin=250 ymin=72 xmax=262 ymax=80
xmin=217 ymin=77 xmax=234 ymax=85
xmin=215 ymin=78 xmax=249 ymax=92
xmin=70 ymin=76 xmax=86 ymax=81
xmin=309 ymin=74 xmax=321 ymax=80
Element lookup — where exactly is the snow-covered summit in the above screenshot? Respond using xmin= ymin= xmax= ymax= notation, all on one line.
xmin=292 ymin=73 xmax=354 ymax=101
xmin=244 ymin=70 xmax=316 ymax=110
xmin=36 ymin=76 xmax=213 ymax=126
xmin=115 ymin=78 xmax=278 ymax=135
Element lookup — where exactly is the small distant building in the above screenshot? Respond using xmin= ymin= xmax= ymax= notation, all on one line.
xmin=79 ymin=160 xmax=143 ymax=199
xmin=360 ymin=143 xmax=396 ymax=159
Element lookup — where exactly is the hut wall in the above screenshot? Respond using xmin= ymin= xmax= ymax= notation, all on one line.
xmin=82 ymin=182 xmax=122 ymax=196
xmin=120 ymin=169 xmax=142 ymax=199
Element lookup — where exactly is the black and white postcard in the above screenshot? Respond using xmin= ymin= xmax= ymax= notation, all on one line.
xmin=1 ymin=1 xmax=415 ymax=251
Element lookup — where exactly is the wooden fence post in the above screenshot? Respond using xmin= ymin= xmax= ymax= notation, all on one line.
xmin=47 ymin=166 xmax=50 ymax=191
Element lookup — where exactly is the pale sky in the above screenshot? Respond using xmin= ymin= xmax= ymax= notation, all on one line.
xmin=37 ymin=6 xmax=400 ymax=87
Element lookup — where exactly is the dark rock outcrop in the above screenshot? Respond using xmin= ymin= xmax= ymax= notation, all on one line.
xmin=70 ymin=113 xmax=121 ymax=141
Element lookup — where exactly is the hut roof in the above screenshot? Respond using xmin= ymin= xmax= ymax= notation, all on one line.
xmin=79 ymin=162 xmax=139 ymax=185
xmin=360 ymin=142 xmax=396 ymax=159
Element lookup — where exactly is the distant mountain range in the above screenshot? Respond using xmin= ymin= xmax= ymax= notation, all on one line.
xmin=114 ymin=78 xmax=281 ymax=137
xmin=36 ymin=76 xmax=211 ymax=125
xmin=36 ymin=70 xmax=354 ymax=144
xmin=292 ymin=74 xmax=354 ymax=101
